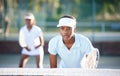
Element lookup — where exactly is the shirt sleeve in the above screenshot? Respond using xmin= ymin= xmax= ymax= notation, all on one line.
xmin=19 ymin=29 xmax=27 ymax=47
xmin=33 ymin=26 xmax=42 ymax=37
xmin=48 ymin=37 xmax=58 ymax=55
xmin=35 ymin=26 xmax=44 ymax=46
xmin=83 ymin=37 xmax=94 ymax=55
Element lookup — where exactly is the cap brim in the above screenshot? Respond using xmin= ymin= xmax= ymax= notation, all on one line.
xmin=24 ymin=16 xmax=34 ymax=20
xmin=57 ymin=24 xmax=73 ymax=28
xmin=57 ymin=18 xmax=76 ymax=28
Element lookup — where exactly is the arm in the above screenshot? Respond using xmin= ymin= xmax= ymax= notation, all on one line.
xmin=49 ymin=54 xmax=57 ymax=68
xmin=19 ymin=30 xmax=27 ymax=47
xmin=86 ymin=48 xmax=98 ymax=69
xmin=39 ymin=32 xmax=44 ymax=47
xmin=19 ymin=29 xmax=30 ymax=51
xmin=35 ymin=32 xmax=44 ymax=49
xmin=24 ymin=46 xmax=30 ymax=51
xmin=48 ymin=36 xmax=58 ymax=68
xmin=81 ymin=37 xmax=97 ymax=69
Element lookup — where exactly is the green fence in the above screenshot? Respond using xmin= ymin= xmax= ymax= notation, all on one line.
xmin=0 ymin=0 xmax=120 ymax=40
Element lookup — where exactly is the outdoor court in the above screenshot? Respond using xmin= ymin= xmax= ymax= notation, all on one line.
xmin=0 ymin=54 xmax=120 ymax=69
xmin=0 ymin=32 xmax=120 ymax=75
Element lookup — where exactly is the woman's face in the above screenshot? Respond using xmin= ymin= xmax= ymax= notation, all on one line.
xmin=25 ymin=19 xmax=34 ymax=27
xmin=59 ymin=26 xmax=75 ymax=41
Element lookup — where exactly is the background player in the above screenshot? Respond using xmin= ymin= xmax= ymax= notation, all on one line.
xmin=19 ymin=13 xmax=44 ymax=68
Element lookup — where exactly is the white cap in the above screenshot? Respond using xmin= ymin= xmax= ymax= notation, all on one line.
xmin=24 ymin=13 xmax=35 ymax=20
xmin=57 ymin=18 xmax=76 ymax=28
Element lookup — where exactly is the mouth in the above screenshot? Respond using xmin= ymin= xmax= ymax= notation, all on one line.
xmin=63 ymin=35 xmax=70 ymax=39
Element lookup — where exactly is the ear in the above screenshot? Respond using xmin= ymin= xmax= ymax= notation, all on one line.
xmin=74 ymin=27 xmax=76 ymax=32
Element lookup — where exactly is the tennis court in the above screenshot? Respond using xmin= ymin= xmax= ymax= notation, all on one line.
xmin=0 ymin=54 xmax=120 ymax=69
xmin=0 ymin=54 xmax=120 ymax=75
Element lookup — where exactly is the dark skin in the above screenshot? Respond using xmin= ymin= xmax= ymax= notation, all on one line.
xmin=49 ymin=26 xmax=96 ymax=68
xmin=60 ymin=26 xmax=75 ymax=49
xmin=49 ymin=26 xmax=75 ymax=68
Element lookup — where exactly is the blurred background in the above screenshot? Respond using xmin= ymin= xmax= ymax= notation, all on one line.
xmin=0 ymin=0 xmax=120 ymax=68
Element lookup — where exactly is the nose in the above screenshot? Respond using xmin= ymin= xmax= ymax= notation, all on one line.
xmin=63 ymin=29 xmax=69 ymax=35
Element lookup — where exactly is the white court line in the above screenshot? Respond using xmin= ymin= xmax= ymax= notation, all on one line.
xmin=0 ymin=68 xmax=120 ymax=76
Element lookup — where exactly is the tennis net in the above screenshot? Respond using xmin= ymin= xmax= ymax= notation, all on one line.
xmin=0 ymin=68 xmax=120 ymax=76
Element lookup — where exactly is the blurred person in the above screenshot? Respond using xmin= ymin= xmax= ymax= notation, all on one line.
xmin=0 ymin=14 xmax=10 ymax=37
xmin=4 ymin=15 xmax=10 ymax=37
xmin=48 ymin=15 xmax=99 ymax=68
xmin=19 ymin=13 xmax=44 ymax=68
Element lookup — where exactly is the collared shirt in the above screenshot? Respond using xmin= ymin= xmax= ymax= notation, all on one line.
xmin=48 ymin=34 xmax=94 ymax=68
xmin=19 ymin=25 xmax=43 ymax=55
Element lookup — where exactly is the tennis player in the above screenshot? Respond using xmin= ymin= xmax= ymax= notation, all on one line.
xmin=19 ymin=13 xmax=44 ymax=68
xmin=48 ymin=15 xmax=98 ymax=68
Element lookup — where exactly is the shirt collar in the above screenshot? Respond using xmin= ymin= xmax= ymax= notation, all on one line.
xmin=59 ymin=34 xmax=80 ymax=48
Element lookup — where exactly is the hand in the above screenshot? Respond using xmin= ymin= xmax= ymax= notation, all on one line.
xmin=24 ymin=47 xmax=31 ymax=51
xmin=86 ymin=50 xmax=97 ymax=69
xmin=35 ymin=45 xmax=41 ymax=49
xmin=86 ymin=54 xmax=96 ymax=69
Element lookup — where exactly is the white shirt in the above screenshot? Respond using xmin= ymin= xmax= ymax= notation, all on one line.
xmin=19 ymin=25 xmax=43 ymax=56
xmin=48 ymin=34 xmax=94 ymax=68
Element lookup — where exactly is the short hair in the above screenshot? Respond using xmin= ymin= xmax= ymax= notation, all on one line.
xmin=61 ymin=15 xmax=76 ymax=21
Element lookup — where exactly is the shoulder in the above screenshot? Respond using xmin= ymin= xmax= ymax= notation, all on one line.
xmin=33 ymin=25 xmax=41 ymax=30
xmin=76 ymin=33 xmax=93 ymax=52
xmin=33 ymin=26 xmax=42 ymax=34
xmin=21 ymin=25 xmax=26 ymax=29
xmin=76 ymin=33 xmax=91 ymax=43
xmin=76 ymin=33 xmax=88 ymax=39
xmin=48 ymin=35 xmax=61 ymax=55
xmin=49 ymin=35 xmax=61 ymax=42
xmin=49 ymin=35 xmax=61 ymax=44
xmin=20 ymin=25 xmax=26 ymax=31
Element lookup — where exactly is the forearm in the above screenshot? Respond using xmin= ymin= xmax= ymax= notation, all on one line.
xmin=23 ymin=46 xmax=30 ymax=51
xmin=40 ymin=36 xmax=44 ymax=47
xmin=49 ymin=54 xmax=57 ymax=68
xmin=35 ymin=44 xmax=41 ymax=49
xmin=86 ymin=49 xmax=97 ymax=69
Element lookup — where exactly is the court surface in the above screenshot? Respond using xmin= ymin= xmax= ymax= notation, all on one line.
xmin=0 ymin=54 xmax=120 ymax=69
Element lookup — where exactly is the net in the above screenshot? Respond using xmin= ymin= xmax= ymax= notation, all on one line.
xmin=0 ymin=68 xmax=120 ymax=76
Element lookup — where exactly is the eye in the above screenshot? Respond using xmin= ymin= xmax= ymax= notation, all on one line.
xmin=66 ymin=27 xmax=71 ymax=30
xmin=60 ymin=27 xmax=64 ymax=30
xmin=60 ymin=26 xmax=71 ymax=31
xmin=26 ymin=19 xmax=31 ymax=22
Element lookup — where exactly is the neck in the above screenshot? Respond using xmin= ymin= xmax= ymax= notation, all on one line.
xmin=63 ymin=36 xmax=75 ymax=44
xmin=63 ymin=35 xmax=75 ymax=50
xmin=27 ymin=25 xmax=32 ymax=31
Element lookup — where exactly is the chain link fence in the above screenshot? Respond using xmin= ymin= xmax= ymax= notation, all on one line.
xmin=0 ymin=0 xmax=120 ymax=40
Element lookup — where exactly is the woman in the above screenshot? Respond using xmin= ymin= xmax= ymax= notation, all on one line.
xmin=19 ymin=13 xmax=44 ymax=68
xmin=48 ymin=15 xmax=98 ymax=68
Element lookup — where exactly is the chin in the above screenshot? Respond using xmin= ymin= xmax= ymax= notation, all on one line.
xmin=64 ymin=37 xmax=70 ymax=41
